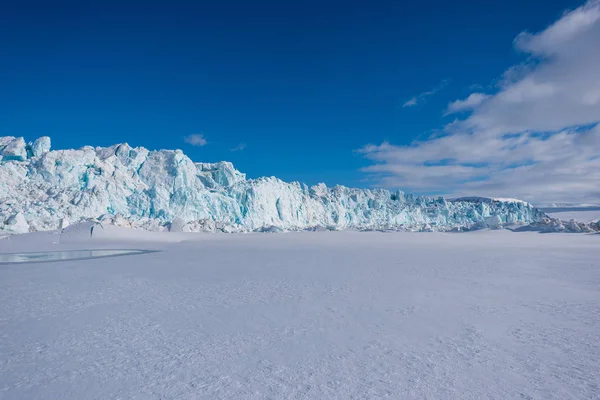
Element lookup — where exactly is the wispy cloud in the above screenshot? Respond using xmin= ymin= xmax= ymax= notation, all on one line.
xmin=445 ymin=93 xmax=490 ymax=115
xmin=184 ymin=134 xmax=207 ymax=147
xmin=402 ymin=79 xmax=450 ymax=108
xmin=230 ymin=143 xmax=247 ymax=152
xmin=361 ymin=0 xmax=600 ymax=204
xmin=402 ymin=97 xmax=419 ymax=107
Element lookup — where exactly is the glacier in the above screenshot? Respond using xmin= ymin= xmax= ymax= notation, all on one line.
xmin=0 ymin=136 xmax=548 ymax=233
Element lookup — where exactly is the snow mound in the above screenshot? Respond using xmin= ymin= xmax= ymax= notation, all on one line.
xmin=2 ymin=213 xmax=29 ymax=234
xmin=0 ymin=136 xmax=548 ymax=233
xmin=58 ymin=221 xmax=104 ymax=242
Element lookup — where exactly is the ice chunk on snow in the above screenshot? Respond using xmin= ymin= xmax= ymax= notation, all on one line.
xmin=484 ymin=215 xmax=502 ymax=229
xmin=1 ymin=137 xmax=28 ymax=161
xmin=168 ymin=217 xmax=186 ymax=232
xmin=58 ymin=218 xmax=69 ymax=230
xmin=2 ymin=213 xmax=29 ymax=234
xmin=30 ymin=136 xmax=51 ymax=157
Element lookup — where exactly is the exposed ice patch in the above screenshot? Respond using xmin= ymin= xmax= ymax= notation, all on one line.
xmin=0 ymin=249 xmax=154 ymax=264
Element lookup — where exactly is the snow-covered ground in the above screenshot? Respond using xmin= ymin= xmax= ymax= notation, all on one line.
xmin=541 ymin=206 xmax=600 ymax=223
xmin=1 ymin=227 xmax=599 ymax=399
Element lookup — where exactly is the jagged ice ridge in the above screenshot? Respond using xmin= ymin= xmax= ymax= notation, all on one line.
xmin=0 ymin=136 xmax=549 ymax=234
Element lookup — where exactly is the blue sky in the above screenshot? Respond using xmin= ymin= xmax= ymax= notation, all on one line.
xmin=2 ymin=0 xmax=599 ymax=203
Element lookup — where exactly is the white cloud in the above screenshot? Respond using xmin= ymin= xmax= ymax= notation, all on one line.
xmin=402 ymin=79 xmax=449 ymax=107
xmin=184 ymin=134 xmax=207 ymax=147
xmin=361 ymin=0 xmax=600 ymax=204
xmin=445 ymin=93 xmax=489 ymax=115
xmin=231 ymin=143 xmax=247 ymax=152
xmin=402 ymin=97 xmax=418 ymax=107
xmin=514 ymin=1 xmax=600 ymax=55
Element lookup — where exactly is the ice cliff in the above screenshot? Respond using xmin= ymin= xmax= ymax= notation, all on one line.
xmin=0 ymin=136 xmax=547 ymax=233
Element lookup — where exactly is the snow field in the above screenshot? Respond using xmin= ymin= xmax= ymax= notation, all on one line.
xmin=0 ymin=229 xmax=599 ymax=399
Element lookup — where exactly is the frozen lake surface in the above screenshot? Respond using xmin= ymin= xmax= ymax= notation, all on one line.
xmin=0 ymin=249 xmax=153 ymax=264
xmin=0 ymin=226 xmax=599 ymax=399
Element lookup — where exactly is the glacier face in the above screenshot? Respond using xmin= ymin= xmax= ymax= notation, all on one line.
xmin=0 ymin=136 xmax=547 ymax=233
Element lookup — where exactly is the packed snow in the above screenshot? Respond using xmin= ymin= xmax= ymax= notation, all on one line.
xmin=1 ymin=226 xmax=599 ymax=399
xmin=0 ymin=136 xmax=547 ymax=234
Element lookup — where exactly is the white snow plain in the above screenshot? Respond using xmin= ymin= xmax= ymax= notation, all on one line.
xmin=1 ymin=227 xmax=599 ymax=399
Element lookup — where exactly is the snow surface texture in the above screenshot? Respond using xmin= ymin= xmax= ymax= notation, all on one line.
xmin=0 ymin=136 xmax=547 ymax=233
xmin=1 ymin=227 xmax=599 ymax=399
